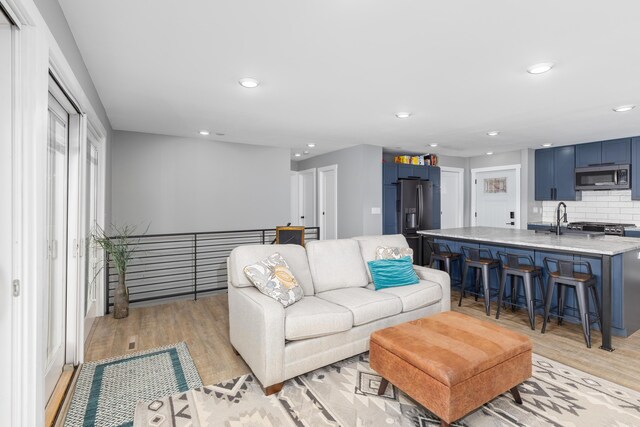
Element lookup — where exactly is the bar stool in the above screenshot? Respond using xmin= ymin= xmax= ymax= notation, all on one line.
xmin=541 ymin=258 xmax=602 ymax=348
xmin=496 ymin=252 xmax=545 ymax=330
xmin=458 ymin=246 xmax=501 ymax=316
xmin=427 ymin=241 xmax=462 ymax=283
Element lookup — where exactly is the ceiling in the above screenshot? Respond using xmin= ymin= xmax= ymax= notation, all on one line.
xmin=59 ymin=0 xmax=640 ymax=158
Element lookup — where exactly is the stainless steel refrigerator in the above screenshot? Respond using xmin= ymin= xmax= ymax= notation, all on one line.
xmin=398 ymin=179 xmax=436 ymax=265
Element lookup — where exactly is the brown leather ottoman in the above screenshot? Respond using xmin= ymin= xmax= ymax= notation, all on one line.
xmin=370 ymin=311 xmax=532 ymax=427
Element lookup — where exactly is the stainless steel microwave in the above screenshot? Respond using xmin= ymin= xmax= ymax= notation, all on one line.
xmin=575 ymin=164 xmax=631 ymax=191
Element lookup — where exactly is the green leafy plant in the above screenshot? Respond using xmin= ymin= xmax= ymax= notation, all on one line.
xmin=93 ymin=223 xmax=149 ymax=318
xmin=93 ymin=223 xmax=147 ymax=276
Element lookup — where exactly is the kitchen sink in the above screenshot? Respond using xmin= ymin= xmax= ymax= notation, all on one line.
xmin=534 ymin=228 xmax=605 ymax=238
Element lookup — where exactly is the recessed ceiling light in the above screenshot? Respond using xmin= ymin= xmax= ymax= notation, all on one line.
xmin=487 ymin=131 xmax=500 ymax=136
xmin=486 ymin=152 xmax=494 ymax=155
xmin=429 ymin=143 xmax=438 ymax=147
xmin=199 ymin=130 xmax=210 ymax=135
xmin=303 ymin=151 xmax=310 ymax=154
xmin=541 ymin=143 xmax=553 ymax=147
xmin=294 ymin=153 xmax=302 ymax=157
xmin=395 ymin=112 xmax=412 ymax=119
xmin=239 ymin=78 xmax=259 ymax=88
xmin=613 ymin=105 xmax=635 ymax=112
xmin=307 ymin=143 xmax=316 ymax=148
xmin=527 ymin=62 xmax=554 ymax=74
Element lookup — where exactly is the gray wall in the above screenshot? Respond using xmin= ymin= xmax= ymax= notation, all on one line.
xmin=111 ymin=131 xmax=291 ymax=234
xmin=297 ymin=145 xmax=383 ymax=238
xmin=33 ymin=0 xmax=114 ymax=225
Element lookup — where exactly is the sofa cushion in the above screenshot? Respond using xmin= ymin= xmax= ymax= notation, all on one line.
xmin=368 ymin=257 xmax=420 ymax=290
xmin=377 ymin=280 xmax=443 ymax=312
xmin=376 ymin=246 xmax=414 ymax=260
xmin=284 ymin=297 xmax=353 ymax=341
xmin=305 ymin=239 xmax=369 ymax=293
xmin=353 ymin=235 xmax=410 ymax=283
xmin=317 ymin=288 xmax=402 ymax=326
xmin=229 ymin=244 xmax=315 ymax=296
xmin=243 ymin=253 xmax=304 ymax=307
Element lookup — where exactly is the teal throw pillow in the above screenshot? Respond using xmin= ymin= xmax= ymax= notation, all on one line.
xmin=367 ymin=256 xmax=420 ymax=290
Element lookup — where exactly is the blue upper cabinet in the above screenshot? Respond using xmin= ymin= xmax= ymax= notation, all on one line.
xmin=575 ymin=138 xmax=631 ymax=167
xmin=575 ymin=142 xmax=602 ymax=167
xmin=633 ymin=138 xmax=640 ymax=200
xmin=602 ymin=138 xmax=631 ymax=165
xmin=535 ymin=146 xmax=577 ymax=201
xmin=554 ymin=146 xmax=577 ymax=200
xmin=397 ymin=164 xmax=415 ymax=179
xmin=535 ymin=148 xmax=555 ymax=200
xmin=383 ymin=163 xmax=398 ymax=185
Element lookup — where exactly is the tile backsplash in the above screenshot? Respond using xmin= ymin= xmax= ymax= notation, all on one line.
xmin=541 ymin=190 xmax=640 ymax=225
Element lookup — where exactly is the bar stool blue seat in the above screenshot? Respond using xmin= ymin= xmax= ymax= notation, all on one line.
xmin=458 ymin=246 xmax=501 ymax=316
xmin=541 ymin=258 xmax=602 ymax=348
xmin=496 ymin=252 xmax=545 ymax=330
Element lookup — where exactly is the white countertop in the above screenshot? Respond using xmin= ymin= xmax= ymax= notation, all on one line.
xmin=418 ymin=227 xmax=640 ymax=256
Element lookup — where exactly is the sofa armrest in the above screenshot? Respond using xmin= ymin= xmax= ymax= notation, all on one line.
xmin=228 ymin=285 xmax=286 ymax=387
xmin=413 ymin=265 xmax=451 ymax=312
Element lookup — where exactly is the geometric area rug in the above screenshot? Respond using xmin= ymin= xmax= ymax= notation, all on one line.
xmin=133 ymin=351 xmax=640 ymax=426
xmin=64 ymin=342 xmax=202 ymax=427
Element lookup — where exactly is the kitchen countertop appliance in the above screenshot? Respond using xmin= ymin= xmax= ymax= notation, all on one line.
xmin=567 ymin=221 xmax=636 ymax=236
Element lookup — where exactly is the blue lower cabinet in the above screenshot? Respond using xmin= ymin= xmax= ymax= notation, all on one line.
xmin=382 ymin=184 xmax=397 ymax=235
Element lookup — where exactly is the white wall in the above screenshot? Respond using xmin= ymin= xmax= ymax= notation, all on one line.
xmin=542 ymin=190 xmax=640 ymax=225
xmin=296 ymin=144 xmax=383 ymax=238
xmin=111 ymin=131 xmax=291 ymax=233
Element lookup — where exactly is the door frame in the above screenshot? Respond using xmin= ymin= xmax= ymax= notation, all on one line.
xmin=317 ymin=164 xmax=338 ymax=240
xmin=439 ymin=166 xmax=464 ymax=228
xmin=3 ymin=0 xmax=109 ymax=423
xmin=470 ymin=164 xmax=521 ymax=229
xmin=298 ymin=168 xmax=317 ymax=227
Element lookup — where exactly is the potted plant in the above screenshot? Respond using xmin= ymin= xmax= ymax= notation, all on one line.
xmin=93 ymin=224 xmax=146 ymax=319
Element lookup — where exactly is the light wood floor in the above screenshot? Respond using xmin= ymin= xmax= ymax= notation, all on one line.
xmin=85 ymin=291 xmax=640 ymax=391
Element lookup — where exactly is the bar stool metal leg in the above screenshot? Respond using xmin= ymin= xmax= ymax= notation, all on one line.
xmin=496 ymin=269 xmax=508 ymax=320
xmin=523 ymin=274 xmax=536 ymax=330
xmin=575 ymin=283 xmax=592 ymax=348
xmin=590 ymin=285 xmax=603 ymax=331
xmin=541 ymin=277 xmax=555 ymax=334
xmin=481 ymin=266 xmax=491 ymax=316
xmin=557 ymin=284 xmax=567 ymax=326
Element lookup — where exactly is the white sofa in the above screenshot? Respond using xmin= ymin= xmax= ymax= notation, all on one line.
xmin=227 ymin=234 xmax=451 ymax=393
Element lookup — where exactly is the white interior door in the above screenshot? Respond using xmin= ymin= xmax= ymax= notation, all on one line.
xmin=45 ymin=93 xmax=70 ymax=401
xmin=0 ymin=12 xmax=13 ymax=415
xmin=298 ymin=168 xmax=316 ymax=227
xmin=473 ymin=167 xmax=520 ymax=229
xmin=290 ymin=171 xmax=300 ymax=226
xmin=318 ymin=165 xmax=338 ymax=239
xmin=440 ymin=167 xmax=464 ymax=229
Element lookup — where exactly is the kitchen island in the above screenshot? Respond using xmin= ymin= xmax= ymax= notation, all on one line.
xmin=418 ymin=227 xmax=640 ymax=351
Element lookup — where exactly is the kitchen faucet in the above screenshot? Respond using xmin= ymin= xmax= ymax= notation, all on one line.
xmin=556 ymin=202 xmax=567 ymax=236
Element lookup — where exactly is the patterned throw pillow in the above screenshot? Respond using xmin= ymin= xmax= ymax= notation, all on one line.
xmin=375 ymin=246 xmax=414 ymax=260
xmin=243 ymin=253 xmax=304 ymax=307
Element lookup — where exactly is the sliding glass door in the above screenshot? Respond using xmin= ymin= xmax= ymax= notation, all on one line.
xmin=44 ymin=93 xmax=70 ymax=402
